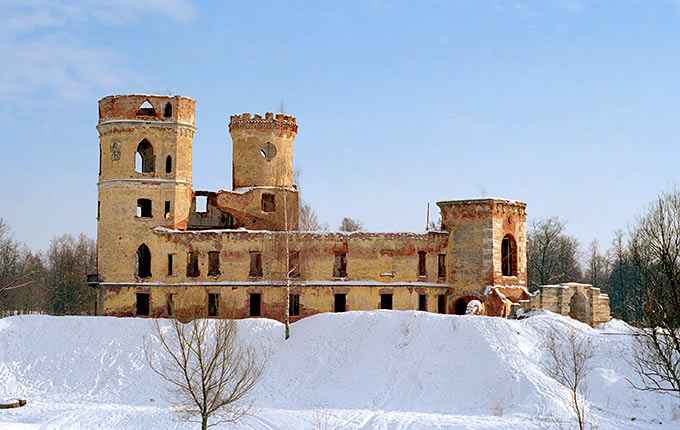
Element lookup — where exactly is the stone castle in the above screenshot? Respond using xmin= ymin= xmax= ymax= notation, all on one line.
xmin=89 ymin=94 xmax=610 ymax=326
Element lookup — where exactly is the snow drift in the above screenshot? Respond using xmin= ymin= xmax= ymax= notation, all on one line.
xmin=0 ymin=311 xmax=678 ymax=429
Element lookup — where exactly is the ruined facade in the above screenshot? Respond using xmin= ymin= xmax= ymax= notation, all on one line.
xmin=90 ymin=94 xmax=608 ymax=325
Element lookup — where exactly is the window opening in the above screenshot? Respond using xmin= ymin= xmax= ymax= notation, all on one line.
xmin=438 ymin=295 xmax=446 ymax=314
xmin=418 ymin=251 xmax=427 ymax=277
xmin=164 ymin=201 xmax=171 ymax=219
xmin=289 ymin=294 xmax=300 ymax=317
xmin=333 ymin=253 xmax=347 ymax=278
xmin=97 ymin=201 xmax=101 ymax=219
xmin=137 ymin=100 xmax=156 ymax=116
xmin=137 ymin=199 xmax=152 ymax=218
xmin=208 ymin=252 xmax=220 ymax=277
xmin=438 ymin=254 xmax=446 ymax=279
xmin=167 ymin=254 xmax=174 ymax=276
xmin=259 ymin=142 xmax=277 ymax=161
xmin=164 ymin=102 xmax=172 ymax=118
xmin=249 ymin=251 xmax=262 ymax=277
xmin=165 ymin=155 xmax=172 ymax=174
xmin=136 ymin=139 xmax=154 ymax=173
xmin=208 ymin=293 xmax=219 ymax=317
xmin=419 ymin=294 xmax=427 ymax=311
xmin=289 ymin=251 xmax=300 ymax=278
xmin=501 ymin=234 xmax=517 ymax=276
xmin=334 ymin=293 xmax=346 ymax=312
xmin=454 ymin=298 xmax=467 ymax=315
xmin=261 ymin=193 xmax=275 ymax=212
xmin=196 ymin=195 xmax=207 ymax=213
xmin=136 ymin=244 xmax=151 ymax=278
xmin=136 ymin=293 xmax=150 ymax=316
xmin=381 ymin=293 xmax=393 ymax=310
xmin=250 ymin=293 xmax=261 ymax=317
xmin=187 ymin=251 xmax=199 ymax=277
xmin=167 ymin=293 xmax=174 ymax=316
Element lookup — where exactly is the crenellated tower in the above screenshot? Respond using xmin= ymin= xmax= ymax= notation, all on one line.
xmin=96 ymin=94 xmax=196 ymax=283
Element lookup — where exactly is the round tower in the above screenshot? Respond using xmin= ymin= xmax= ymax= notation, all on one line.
xmin=96 ymin=94 xmax=196 ymax=284
xmin=228 ymin=112 xmax=298 ymax=189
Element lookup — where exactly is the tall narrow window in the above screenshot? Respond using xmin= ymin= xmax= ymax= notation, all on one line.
xmin=137 ymin=199 xmax=152 ymax=218
xmin=165 ymin=155 xmax=172 ymax=174
xmin=250 ymin=293 xmax=261 ymax=317
xmin=419 ymin=294 xmax=427 ymax=311
xmin=333 ymin=253 xmax=347 ymax=278
xmin=438 ymin=295 xmax=446 ymax=314
xmin=289 ymin=294 xmax=300 ymax=317
xmin=167 ymin=254 xmax=174 ymax=276
xmin=195 ymin=195 xmax=207 ymax=213
xmin=438 ymin=254 xmax=446 ymax=279
xmin=249 ymin=251 xmax=262 ymax=277
xmin=97 ymin=201 xmax=101 ymax=219
xmin=501 ymin=234 xmax=517 ymax=277
xmin=187 ymin=251 xmax=199 ymax=278
xmin=137 ymin=100 xmax=156 ymax=116
xmin=136 ymin=244 xmax=151 ymax=278
xmin=261 ymin=193 xmax=275 ymax=212
xmin=418 ymin=251 xmax=427 ymax=277
xmin=164 ymin=102 xmax=172 ymax=118
xmin=164 ymin=201 xmax=171 ymax=219
xmin=289 ymin=251 xmax=300 ymax=278
xmin=167 ymin=293 xmax=174 ymax=316
xmin=136 ymin=293 xmax=150 ymax=316
xmin=334 ymin=293 xmax=346 ymax=312
xmin=381 ymin=293 xmax=393 ymax=310
xmin=208 ymin=293 xmax=219 ymax=317
xmin=136 ymin=139 xmax=154 ymax=173
xmin=208 ymin=252 xmax=220 ymax=277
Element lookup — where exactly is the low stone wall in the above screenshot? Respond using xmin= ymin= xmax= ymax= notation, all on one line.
xmin=513 ymin=282 xmax=610 ymax=326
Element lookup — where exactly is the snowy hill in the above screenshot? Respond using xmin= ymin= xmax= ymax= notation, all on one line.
xmin=0 ymin=311 xmax=678 ymax=429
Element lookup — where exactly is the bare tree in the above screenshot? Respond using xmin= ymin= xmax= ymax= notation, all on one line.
xmin=46 ymin=234 xmax=96 ymax=315
xmin=338 ymin=217 xmax=362 ymax=232
xmin=527 ymin=217 xmax=582 ymax=291
xmin=605 ymin=231 xmax=641 ymax=323
xmin=628 ymin=189 xmax=680 ymax=396
xmin=144 ymin=303 xmax=266 ymax=429
xmin=300 ymin=201 xmax=329 ymax=232
xmin=584 ymin=239 xmax=609 ymax=288
xmin=541 ymin=325 xmax=595 ymax=430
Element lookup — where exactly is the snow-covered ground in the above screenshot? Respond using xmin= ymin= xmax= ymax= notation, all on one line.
xmin=0 ymin=311 xmax=678 ymax=429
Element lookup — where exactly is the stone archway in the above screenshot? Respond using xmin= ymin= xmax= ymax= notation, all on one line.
xmin=568 ymin=292 xmax=589 ymax=323
xmin=454 ymin=298 xmax=467 ymax=315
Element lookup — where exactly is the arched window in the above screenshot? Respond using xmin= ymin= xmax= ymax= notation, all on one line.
xmin=136 ymin=244 xmax=151 ymax=278
xmin=164 ymin=102 xmax=172 ymax=118
xmin=136 ymin=139 xmax=154 ymax=173
xmin=137 ymin=100 xmax=156 ymax=116
xmin=165 ymin=155 xmax=172 ymax=174
xmin=501 ymin=234 xmax=517 ymax=276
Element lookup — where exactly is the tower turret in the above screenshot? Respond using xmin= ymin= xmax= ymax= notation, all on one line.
xmin=229 ymin=113 xmax=297 ymax=189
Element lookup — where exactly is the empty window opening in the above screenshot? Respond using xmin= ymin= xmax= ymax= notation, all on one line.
xmin=380 ymin=253 xmax=393 ymax=276
xmin=249 ymin=251 xmax=262 ymax=277
xmin=259 ymin=142 xmax=277 ymax=161
xmin=167 ymin=254 xmax=174 ymax=276
xmin=97 ymin=201 xmax=101 ymax=219
xmin=261 ymin=193 xmax=275 ymax=212
xmin=454 ymin=298 xmax=467 ymax=315
xmin=333 ymin=253 xmax=347 ymax=278
xmin=250 ymin=293 xmax=261 ymax=317
xmin=136 ymin=293 xmax=150 ymax=316
xmin=137 ymin=100 xmax=156 ymax=116
xmin=136 ymin=244 xmax=151 ymax=279
xmin=167 ymin=293 xmax=174 ymax=316
xmin=334 ymin=293 xmax=346 ymax=312
xmin=419 ymin=294 xmax=427 ymax=311
xmin=381 ymin=293 xmax=393 ymax=310
xmin=164 ymin=201 xmax=171 ymax=219
xmin=418 ymin=251 xmax=427 ymax=277
xmin=136 ymin=139 xmax=154 ymax=173
xmin=289 ymin=294 xmax=300 ymax=317
xmin=438 ymin=254 xmax=446 ymax=279
xmin=289 ymin=251 xmax=300 ymax=278
xmin=501 ymin=234 xmax=518 ymax=276
xmin=208 ymin=293 xmax=219 ymax=317
xmin=137 ymin=199 xmax=152 ymax=218
xmin=165 ymin=155 xmax=172 ymax=174
xmin=208 ymin=252 xmax=220 ymax=277
xmin=438 ymin=295 xmax=446 ymax=314
xmin=196 ymin=195 xmax=208 ymax=213
xmin=187 ymin=251 xmax=199 ymax=278
xmin=164 ymin=102 xmax=172 ymax=118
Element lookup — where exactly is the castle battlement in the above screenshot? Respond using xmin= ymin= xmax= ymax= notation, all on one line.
xmin=228 ymin=112 xmax=298 ymax=133
xmin=98 ymin=94 xmax=196 ymax=125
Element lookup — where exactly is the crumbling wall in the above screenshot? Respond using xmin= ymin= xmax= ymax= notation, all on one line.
xmin=515 ymin=282 xmax=611 ymax=326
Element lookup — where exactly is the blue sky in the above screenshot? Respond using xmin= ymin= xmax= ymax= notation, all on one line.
xmin=1 ymin=0 xmax=679 ymax=255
